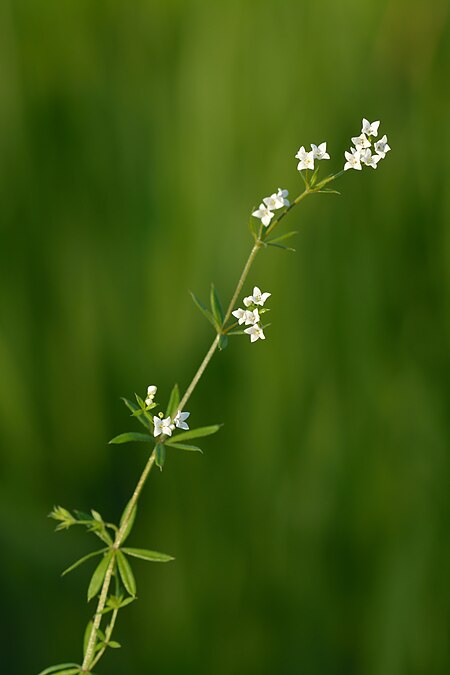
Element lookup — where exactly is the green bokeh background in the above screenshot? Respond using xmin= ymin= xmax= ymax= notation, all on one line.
xmin=1 ymin=1 xmax=449 ymax=674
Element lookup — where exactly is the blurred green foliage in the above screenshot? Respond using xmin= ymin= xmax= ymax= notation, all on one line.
xmin=0 ymin=1 xmax=449 ymax=673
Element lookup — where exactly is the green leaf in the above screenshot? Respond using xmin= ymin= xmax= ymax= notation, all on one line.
xmin=109 ymin=432 xmax=153 ymax=445
xmin=171 ymin=424 xmax=222 ymax=443
xmin=38 ymin=665 xmax=80 ymax=675
xmin=122 ymin=547 xmax=175 ymax=562
xmin=62 ymin=548 xmax=108 ymax=577
xmin=121 ymin=397 xmax=149 ymax=429
xmin=266 ymin=230 xmax=298 ymax=245
xmin=189 ymin=291 xmax=216 ymax=328
xmin=155 ymin=443 xmax=166 ymax=471
xmin=226 ymin=329 xmax=246 ymax=336
xmin=165 ymin=441 xmax=203 ymax=453
xmin=119 ymin=501 xmax=137 ymax=544
xmin=316 ymin=188 xmax=341 ymax=195
xmin=218 ymin=334 xmax=228 ymax=351
xmin=166 ymin=383 xmax=180 ymax=418
xmin=116 ymin=551 xmax=136 ymax=596
xmin=135 ymin=393 xmax=146 ymax=409
xmin=119 ymin=595 xmax=137 ymax=608
xmin=107 ymin=641 xmax=121 ymax=649
xmin=266 ymin=242 xmax=296 ymax=252
xmin=87 ymin=551 xmax=113 ymax=602
xmin=210 ymin=283 xmax=224 ymax=327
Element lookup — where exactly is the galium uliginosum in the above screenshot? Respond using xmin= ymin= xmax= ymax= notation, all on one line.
xmin=41 ymin=118 xmax=390 ymax=675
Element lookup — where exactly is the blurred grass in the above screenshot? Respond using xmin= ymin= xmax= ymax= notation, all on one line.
xmin=0 ymin=1 xmax=449 ymax=673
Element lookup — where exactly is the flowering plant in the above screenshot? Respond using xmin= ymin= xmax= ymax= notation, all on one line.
xmin=40 ymin=118 xmax=390 ymax=675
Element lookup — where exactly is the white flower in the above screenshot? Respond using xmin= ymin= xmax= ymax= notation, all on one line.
xmin=374 ymin=134 xmax=391 ymax=158
xmin=153 ymin=416 xmax=173 ymax=437
xmin=244 ymin=324 xmax=266 ymax=343
xmin=311 ymin=142 xmax=330 ymax=160
xmin=145 ymin=385 xmax=157 ymax=406
xmin=174 ymin=410 xmax=190 ymax=430
xmin=275 ymin=188 xmax=290 ymax=207
xmin=243 ymin=286 xmax=271 ymax=307
xmin=244 ymin=308 xmax=260 ymax=325
xmin=263 ymin=188 xmax=290 ymax=210
xmin=232 ymin=308 xmax=247 ymax=325
xmin=344 ymin=148 xmax=362 ymax=171
xmin=360 ymin=149 xmax=381 ymax=169
xmin=361 ymin=118 xmax=380 ymax=137
xmin=351 ymin=133 xmax=371 ymax=150
xmin=295 ymin=146 xmax=315 ymax=171
xmin=252 ymin=203 xmax=275 ymax=227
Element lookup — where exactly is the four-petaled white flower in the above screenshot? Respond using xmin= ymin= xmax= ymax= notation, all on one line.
xmin=243 ymin=286 xmax=271 ymax=307
xmin=344 ymin=148 xmax=362 ymax=171
xmin=252 ymin=203 xmax=275 ymax=227
xmin=360 ymin=149 xmax=381 ymax=169
xmin=153 ymin=416 xmax=173 ymax=437
xmin=145 ymin=385 xmax=157 ymax=406
xmin=174 ymin=410 xmax=190 ymax=430
xmin=275 ymin=188 xmax=290 ymax=207
xmin=351 ymin=133 xmax=371 ymax=150
xmin=311 ymin=142 xmax=330 ymax=160
xmin=295 ymin=146 xmax=314 ymax=171
xmin=244 ymin=324 xmax=266 ymax=342
xmin=232 ymin=308 xmax=247 ymax=325
xmin=244 ymin=308 xmax=260 ymax=325
xmin=374 ymin=134 xmax=391 ymax=158
xmin=362 ymin=118 xmax=380 ymax=137
xmin=263 ymin=188 xmax=289 ymax=211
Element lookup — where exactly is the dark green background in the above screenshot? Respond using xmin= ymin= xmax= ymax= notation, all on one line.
xmin=1 ymin=1 xmax=449 ymax=674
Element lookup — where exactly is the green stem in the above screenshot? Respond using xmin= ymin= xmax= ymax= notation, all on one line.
xmin=80 ymin=172 xmax=344 ymax=671
xmin=81 ymin=451 xmax=156 ymax=672
xmin=90 ymin=607 xmax=120 ymax=670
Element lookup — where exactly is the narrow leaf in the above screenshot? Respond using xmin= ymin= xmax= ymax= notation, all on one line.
xmin=266 ymin=230 xmax=298 ymax=245
xmin=38 ymin=665 xmax=80 ymax=675
xmin=210 ymin=283 xmax=224 ymax=327
xmin=316 ymin=188 xmax=341 ymax=195
xmin=116 ymin=551 xmax=136 ymax=596
xmin=62 ymin=548 xmax=108 ymax=577
xmin=122 ymin=547 xmax=175 ymax=562
xmin=107 ymin=641 xmax=121 ymax=649
xmin=266 ymin=242 xmax=296 ymax=252
xmin=218 ymin=334 xmax=228 ymax=351
xmin=119 ymin=501 xmax=137 ymax=544
xmin=135 ymin=393 xmax=146 ymax=409
xmin=166 ymin=383 xmax=180 ymax=418
xmin=119 ymin=596 xmax=137 ymax=608
xmin=155 ymin=443 xmax=166 ymax=471
xmin=189 ymin=291 xmax=216 ymax=328
xmin=171 ymin=424 xmax=222 ymax=443
xmin=87 ymin=551 xmax=113 ymax=602
xmin=109 ymin=432 xmax=153 ymax=445
xmin=165 ymin=441 xmax=203 ymax=453
xmin=49 ymin=670 xmax=80 ymax=675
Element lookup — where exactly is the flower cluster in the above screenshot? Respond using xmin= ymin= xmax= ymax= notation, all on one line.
xmin=344 ymin=118 xmax=390 ymax=171
xmin=153 ymin=409 xmax=190 ymax=438
xmin=295 ymin=142 xmax=330 ymax=171
xmin=232 ymin=286 xmax=271 ymax=343
xmin=145 ymin=384 xmax=190 ymax=438
xmin=252 ymin=188 xmax=289 ymax=227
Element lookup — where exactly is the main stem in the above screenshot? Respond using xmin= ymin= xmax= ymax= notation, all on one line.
xmin=80 ymin=176 xmax=339 ymax=671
